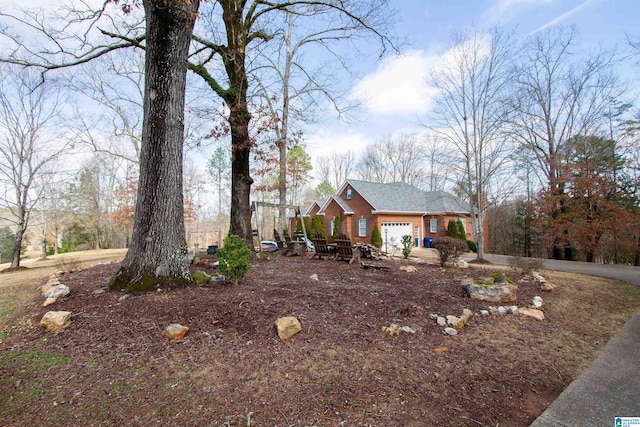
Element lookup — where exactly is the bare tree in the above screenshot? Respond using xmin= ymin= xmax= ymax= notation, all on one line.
xmin=316 ymin=150 xmax=356 ymax=189
xmin=187 ymin=0 xmax=393 ymax=246
xmin=509 ymin=26 xmax=619 ymax=259
xmin=0 ymin=66 xmax=72 ymax=267
xmin=253 ymin=8 xmax=358 ymax=233
xmin=427 ymin=27 xmax=516 ymax=259
xmin=356 ymin=133 xmax=427 ymax=186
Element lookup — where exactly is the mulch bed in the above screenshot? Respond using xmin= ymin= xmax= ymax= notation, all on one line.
xmin=0 ymin=255 xmax=633 ymax=426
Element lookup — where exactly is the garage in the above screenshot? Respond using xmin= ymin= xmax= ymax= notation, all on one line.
xmin=380 ymin=222 xmax=413 ymax=250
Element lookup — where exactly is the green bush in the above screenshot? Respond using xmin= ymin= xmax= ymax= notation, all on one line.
xmin=432 ymin=237 xmax=468 ymax=267
xmin=447 ymin=219 xmax=466 ymax=240
xmin=401 ymin=235 xmax=413 ymax=259
xmin=310 ymin=215 xmax=325 ymax=237
xmin=332 ymin=214 xmax=342 ymax=239
xmin=371 ymin=225 xmax=383 ymax=249
xmin=466 ymin=240 xmax=477 ymax=253
xmin=217 ymin=235 xmax=252 ymax=285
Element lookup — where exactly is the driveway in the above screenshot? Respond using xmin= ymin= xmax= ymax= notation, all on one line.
xmin=467 ymin=253 xmax=640 ymax=286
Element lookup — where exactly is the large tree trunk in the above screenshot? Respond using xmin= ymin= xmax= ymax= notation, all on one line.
xmin=229 ymin=106 xmax=254 ymax=247
xmin=110 ymin=0 xmax=199 ymax=291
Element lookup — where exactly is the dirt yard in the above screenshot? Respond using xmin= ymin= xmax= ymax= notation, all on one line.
xmin=1 ymin=251 xmax=639 ymax=426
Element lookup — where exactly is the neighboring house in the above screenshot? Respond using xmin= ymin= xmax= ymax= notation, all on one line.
xmin=301 ymin=179 xmax=487 ymax=251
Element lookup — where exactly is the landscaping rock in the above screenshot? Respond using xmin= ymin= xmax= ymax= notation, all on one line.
xmin=444 ymin=327 xmax=458 ymax=336
xmin=309 ymin=274 xmax=319 ymax=281
xmin=429 ymin=313 xmax=439 ymax=320
xmin=40 ymin=311 xmax=72 ymax=332
xmin=517 ymin=308 xmax=545 ymax=321
xmin=462 ymin=282 xmax=517 ymax=303
xmin=508 ymin=305 xmax=519 ymax=314
xmin=452 ymin=259 xmax=469 ymax=268
xmin=497 ymin=306 xmax=507 ymax=315
xmin=42 ymin=284 xmax=70 ymax=306
xmin=382 ymin=323 xmax=402 ymax=336
xmin=400 ymin=325 xmax=417 ymax=334
xmin=480 ymin=310 xmax=489 ymax=316
xmin=532 ymin=296 xmax=543 ymax=308
xmin=446 ymin=315 xmax=460 ymax=327
xmin=532 ymin=272 xmax=557 ymax=291
xmin=275 ymin=317 xmax=301 ymax=340
xmin=437 ymin=316 xmax=447 ymax=327
xmin=165 ymin=323 xmax=189 ymax=340
xmin=41 ymin=277 xmax=61 ymax=296
xmin=399 ymin=265 xmax=417 ymax=273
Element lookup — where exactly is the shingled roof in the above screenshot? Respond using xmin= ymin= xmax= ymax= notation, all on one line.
xmin=335 ymin=179 xmax=470 ymax=215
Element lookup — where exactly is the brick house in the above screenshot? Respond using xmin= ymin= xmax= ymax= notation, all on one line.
xmin=304 ymin=179 xmax=486 ymax=251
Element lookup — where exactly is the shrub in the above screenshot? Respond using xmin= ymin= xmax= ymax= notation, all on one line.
xmin=401 ymin=235 xmax=413 ymax=259
xmin=310 ymin=215 xmax=325 ymax=238
xmin=332 ymin=214 xmax=342 ymax=239
xmin=508 ymin=255 xmax=544 ymax=274
xmin=432 ymin=237 xmax=468 ymax=267
xmin=217 ymin=235 xmax=252 ymax=285
xmin=466 ymin=240 xmax=477 ymax=253
xmin=371 ymin=225 xmax=383 ymax=249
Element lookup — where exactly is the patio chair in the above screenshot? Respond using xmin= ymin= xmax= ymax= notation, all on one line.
xmin=335 ymin=233 xmax=361 ymax=264
xmin=309 ymin=233 xmax=335 ymax=260
xmin=273 ymin=229 xmax=292 ymax=256
xmin=283 ymin=230 xmax=306 ymax=256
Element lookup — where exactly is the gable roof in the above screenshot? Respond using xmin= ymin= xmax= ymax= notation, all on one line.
xmin=301 ymin=199 xmax=326 ymax=216
xmin=318 ymin=195 xmax=354 ymax=215
xmin=334 ymin=179 xmax=470 ymax=215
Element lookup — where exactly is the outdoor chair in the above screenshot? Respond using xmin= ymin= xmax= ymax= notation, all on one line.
xmin=273 ymin=229 xmax=292 ymax=256
xmin=335 ymin=233 xmax=361 ymax=264
xmin=283 ymin=230 xmax=306 ymax=256
xmin=309 ymin=233 xmax=335 ymax=260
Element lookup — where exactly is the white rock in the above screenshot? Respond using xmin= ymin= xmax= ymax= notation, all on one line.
xmin=480 ymin=310 xmax=490 ymax=316
xmin=446 ymin=315 xmax=460 ymax=326
xmin=508 ymin=306 xmax=519 ymax=314
xmin=453 ymin=259 xmax=469 ymax=268
xmin=44 ymin=284 xmax=70 ymax=299
xmin=444 ymin=327 xmax=458 ymax=336
xmin=532 ymin=296 xmax=543 ymax=308
xmin=497 ymin=306 xmax=507 ymax=315
xmin=517 ymin=308 xmax=545 ymax=321
xmin=437 ymin=317 xmax=447 ymax=327
xmin=429 ymin=313 xmax=440 ymax=320
xmin=399 ymin=265 xmax=417 ymax=273
xmin=309 ymin=274 xmax=319 ymax=281
xmin=401 ymin=326 xmax=417 ymax=334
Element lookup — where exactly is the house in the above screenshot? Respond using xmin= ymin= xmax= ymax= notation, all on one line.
xmin=304 ymin=179 xmax=487 ymax=251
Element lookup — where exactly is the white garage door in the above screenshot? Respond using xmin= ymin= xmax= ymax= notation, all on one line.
xmin=380 ymin=222 xmax=412 ymax=250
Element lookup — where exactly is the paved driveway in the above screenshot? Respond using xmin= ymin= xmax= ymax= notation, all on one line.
xmin=468 ymin=253 xmax=640 ymax=285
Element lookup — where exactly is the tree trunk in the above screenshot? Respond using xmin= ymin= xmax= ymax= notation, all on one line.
xmin=110 ymin=0 xmax=198 ymax=291
xmin=229 ymin=106 xmax=254 ymax=247
xmin=10 ymin=226 xmax=24 ymax=268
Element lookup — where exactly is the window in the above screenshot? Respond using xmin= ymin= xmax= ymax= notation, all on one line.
xmin=346 ymin=188 xmax=354 ymax=199
xmin=429 ymin=218 xmax=438 ymax=233
xmin=358 ymin=219 xmax=368 ymax=237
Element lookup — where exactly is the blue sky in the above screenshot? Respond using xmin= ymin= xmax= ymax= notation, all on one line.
xmin=303 ymin=0 xmax=640 ymax=167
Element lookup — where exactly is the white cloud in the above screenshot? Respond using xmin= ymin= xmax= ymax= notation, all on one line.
xmin=529 ymin=0 xmax=598 ymax=34
xmin=349 ymin=49 xmax=439 ymax=116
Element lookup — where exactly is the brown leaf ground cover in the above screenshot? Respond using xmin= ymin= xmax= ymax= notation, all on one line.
xmin=1 ymin=252 xmax=639 ymax=426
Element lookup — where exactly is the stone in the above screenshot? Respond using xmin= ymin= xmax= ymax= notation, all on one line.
xmin=309 ymin=274 xmax=319 ymax=281
xmin=453 ymin=259 xmax=469 ymax=268
xmin=275 ymin=317 xmax=302 ymax=340
xmin=436 ymin=316 xmax=447 ymax=327
xmin=460 ymin=277 xmax=474 ymax=286
xmin=429 ymin=313 xmax=440 ymax=320
xmin=480 ymin=310 xmax=489 ymax=316
xmin=41 ymin=278 xmax=61 ymax=296
xmin=517 ymin=308 xmax=545 ymax=321
xmin=399 ymin=265 xmax=417 ymax=273
xmin=508 ymin=306 xmax=519 ymax=314
xmin=433 ymin=346 xmax=448 ymax=353
xmin=540 ymin=281 xmax=557 ymax=291
xmin=446 ymin=315 xmax=460 ymax=327
xmin=400 ymin=325 xmax=417 ymax=334
xmin=164 ymin=323 xmax=189 ymax=340
xmin=488 ymin=306 xmax=499 ymax=315
xmin=497 ymin=306 xmax=507 ymax=315
xmin=531 ymin=272 xmax=545 ymax=282
xmin=40 ymin=311 xmax=72 ymax=332
xmin=443 ymin=327 xmax=458 ymax=336
xmin=382 ymin=324 xmax=401 ymax=336
xmin=532 ymin=296 xmax=543 ymax=308
xmin=462 ymin=282 xmax=517 ymax=303
xmin=42 ymin=284 xmax=70 ymax=306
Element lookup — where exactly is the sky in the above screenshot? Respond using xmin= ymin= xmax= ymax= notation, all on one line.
xmin=1 ymin=0 xmax=638 ymax=183
xmin=302 ymin=0 xmax=640 ymax=170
